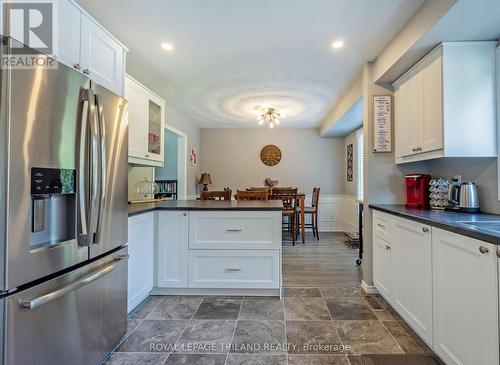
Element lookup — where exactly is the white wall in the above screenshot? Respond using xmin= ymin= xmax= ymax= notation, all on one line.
xmin=199 ymin=128 xmax=344 ymax=196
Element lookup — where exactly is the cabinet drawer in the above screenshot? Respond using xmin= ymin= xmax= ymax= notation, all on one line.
xmin=188 ymin=250 xmax=280 ymax=289
xmin=189 ymin=211 xmax=281 ymax=250
xmin=373 ymin=212 xmax=392 ymax=241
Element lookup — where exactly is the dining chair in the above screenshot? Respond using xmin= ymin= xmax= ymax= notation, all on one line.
xmin=271 ymin=188 xmax=298 ymax=245
xmin=236 ymin=190 xmax=268 ymax=200
xmin=200 ymin=190 xmax=232 ymax=200
xmin=296 ymin=187 xmax=320 ymax=240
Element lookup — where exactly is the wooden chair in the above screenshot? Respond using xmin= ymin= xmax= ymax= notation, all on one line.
xmin=236 ymin=190 xmax=268 ymax=200
xmin=200 ymin=190 xmax=232 ymax=200
xmin=271 ymin=188 xmax=298 ymax=245
xmin=296 ymin=187 xmax=320 ymax=240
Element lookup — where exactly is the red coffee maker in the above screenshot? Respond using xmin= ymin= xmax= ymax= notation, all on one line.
xmin=405 ymin=174 xmax=431 ymax=208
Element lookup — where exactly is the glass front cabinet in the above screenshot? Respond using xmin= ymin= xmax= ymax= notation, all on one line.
xmin=125 ymin=75 xmax=165 ymax=167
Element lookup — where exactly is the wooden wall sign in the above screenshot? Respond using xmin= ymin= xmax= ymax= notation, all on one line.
xmin=260 ymin=145 xmax=282 ymax=166
xmin=373 ymin=95 xmax=392 ymax=152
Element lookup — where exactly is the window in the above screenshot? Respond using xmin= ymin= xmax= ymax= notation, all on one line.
xmin=356 ymin=129 xmax=364 ymax=201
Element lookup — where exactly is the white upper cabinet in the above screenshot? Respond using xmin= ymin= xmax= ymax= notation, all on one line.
xmin=125 ymin=75 xmax=165 ymax=167
xmin=432 ymin=228 xmax=499 ymax=365
xmin=55 ymin=0 xmax=81 ymax=69
xmin=80 ymin=15 xmax=126 ymax=95
xmin=394 ymin=42 xmax=497 ymax=164
xmin=54 ymin=0 xmax=127 ymax=96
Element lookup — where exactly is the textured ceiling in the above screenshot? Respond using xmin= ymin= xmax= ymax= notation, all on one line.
xmin=77 ymin=0 xmax=424 ymax=128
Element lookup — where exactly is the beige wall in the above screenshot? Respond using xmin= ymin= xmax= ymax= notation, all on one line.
xmin=199 ymin=128 xmax=344 ymax=196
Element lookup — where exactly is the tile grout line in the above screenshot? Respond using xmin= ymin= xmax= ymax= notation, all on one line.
xmin=223 ymin=296 xmax=244 ymax=365
xmin=168 ymin=295 xmax=207 ymax=359
xmin=282 ymin=293 xmax=288 ymax=365
xmin=321 ymin=288 xmax=350 ymax=362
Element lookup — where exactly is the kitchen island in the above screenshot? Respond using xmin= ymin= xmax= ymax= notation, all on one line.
xmin=127 ymin=200 xmax=283 ymax=311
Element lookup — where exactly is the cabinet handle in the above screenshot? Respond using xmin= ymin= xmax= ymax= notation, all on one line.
xmin=73 ymin=63 xmax=81 ymax=70
xmin=182 ymin=212 xmax=187 ymax=217
xmin=225 ymin=267 xmax=242 ymax=272
xmin=83 ymin=68 xmax=90 ymax=75
xmin=422 ymin=227 xmax=429 ymax=233
xmin=479 ymin=246 xmax=489 ymax=254
xmin=385 ymin=245 xmax=391 ymax=250
xmin=226 ymin=229 xmax=243 ymax=232
xmin=145 ymin=153 xmax=150 ymax=158
xmin=377 ymin=223 xmax=386 ymax=229
xmin=496 ymin=250 xmax=500 ymax=258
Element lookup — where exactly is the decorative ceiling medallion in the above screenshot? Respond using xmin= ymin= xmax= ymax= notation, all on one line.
xmin=260 ymin=145 xmax=282 ymax=166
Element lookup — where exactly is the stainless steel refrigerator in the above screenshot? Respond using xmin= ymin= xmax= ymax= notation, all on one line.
xmin=0 ymin=37 xmax=129 ymax=365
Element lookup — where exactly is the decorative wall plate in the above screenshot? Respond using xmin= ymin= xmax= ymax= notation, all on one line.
xmin=260 ymin=145 xmax=282 ymax=166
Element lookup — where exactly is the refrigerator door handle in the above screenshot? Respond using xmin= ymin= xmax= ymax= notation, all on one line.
xmin=88 ymin=89 xmax=101 ymax=243
xmin=19 ymin=255 xmax=129 ymax=310
xmin=94 ymin=94 xmax=106 ymax=244
xmin=77 ymin=88 xmax=91 ymax=246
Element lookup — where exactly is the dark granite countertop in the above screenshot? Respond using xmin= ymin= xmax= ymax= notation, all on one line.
xmin=129 ymin=200 xmax=284 ymax=217
xmin=370 ymin=204 xmax=500 ymax=245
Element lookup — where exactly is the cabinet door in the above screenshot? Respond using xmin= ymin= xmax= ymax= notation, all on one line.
xmin=418 ymin=48 xmax=443 ymax=154
xmin=55 ymin=0 xmax=81 ymax=69
xmin=127 ymin=213 xmax=154 ymax=312
xmin=393 ymin=218 xmax=433 ymax=345
xmin=373 ymin=235 xmax=393 ymax=303
xmin=125 ymin=76 xmax=149 ymax=160
xmin=394 ymin=68 xmax=419 ymax=159
xmin=157 ymin=211 xmax=188 ymax=288
xmin=432 ymin=228 xmax=499 ymax=365
xmin=146 ymin=93 xmax=165 ymax=164
xmin=80 ymin=15 xmax=125 ymax=95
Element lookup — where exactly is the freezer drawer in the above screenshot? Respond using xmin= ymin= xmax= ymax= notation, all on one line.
xmin=3 ymin=247 xmax=128 ymax=365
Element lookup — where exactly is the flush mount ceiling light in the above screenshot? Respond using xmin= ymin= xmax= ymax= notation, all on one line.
xmin=331 ymin=40 xmax=344 ymax=49
xmin=160 ymin=42 xmax=174 ymax=51
xmin=257 ymin=107 xmax=285 ymax=129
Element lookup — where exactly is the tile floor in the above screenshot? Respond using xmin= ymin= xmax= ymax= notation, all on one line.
xmin=104 ymin=233 xmax=443 ymax=365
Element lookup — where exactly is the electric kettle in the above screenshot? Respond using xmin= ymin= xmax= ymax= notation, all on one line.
xmin=447 ymin=182 xmax=480 ymax=213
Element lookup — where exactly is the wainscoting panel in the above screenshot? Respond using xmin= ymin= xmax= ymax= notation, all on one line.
xmin=304 ymin=194 xmax=359 ymax=233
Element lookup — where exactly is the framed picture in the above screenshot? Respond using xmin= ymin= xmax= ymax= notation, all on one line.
xmin=347 ymin=143 xmax=353 ymax=182
xmin=189 ymin=146 xmax=197 ymax=166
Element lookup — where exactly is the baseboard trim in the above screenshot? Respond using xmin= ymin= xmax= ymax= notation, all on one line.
xmin=151 ymin=287 xmax=281 ymax=297
xmin=361 ymin=280 xmax=379 ymax=295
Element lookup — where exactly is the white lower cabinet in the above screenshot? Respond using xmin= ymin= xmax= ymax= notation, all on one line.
xmin=189 ymin=250 xmax=280 ymax=289
xmin=157 ymin=211 xmax=189 ymax=288
xmin=127 ymin=212 xmax=154 ymax=312
xmin=372 ymin=210 xmax=500 ymax=365
xmin=432 ymin=228 xmax=499 ymax=365
xmin=392 ymin=218 xmax=433 ymax=345
xmin=155 ymin=210 xmax=282 ymax=291
xmin=373 ymin=235 xmax=393 ymax=302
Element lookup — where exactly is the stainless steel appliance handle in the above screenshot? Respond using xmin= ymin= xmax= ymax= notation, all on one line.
xmin=19 ymin=255 xmax=129 ymax=310
xmin=88 ymin=89 xmax=100 ymax=243
xmin=93 ymin=94 xmax=106 ymax=243
xmin=77 ymin=89 xmax=91 ymax=246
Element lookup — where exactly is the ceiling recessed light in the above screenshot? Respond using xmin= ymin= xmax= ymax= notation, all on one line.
xmin=161 ymin=42 xmax=174 ymax=51
xmin=331 ymin=40 xmax=344 ymax=49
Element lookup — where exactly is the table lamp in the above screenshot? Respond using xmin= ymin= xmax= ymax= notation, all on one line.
xmin=199 ymin=173 xmax=212 ymax=191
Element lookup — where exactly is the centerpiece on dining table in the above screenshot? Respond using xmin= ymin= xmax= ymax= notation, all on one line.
xmin=264 ymin=177 xmax=279 ymax=188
